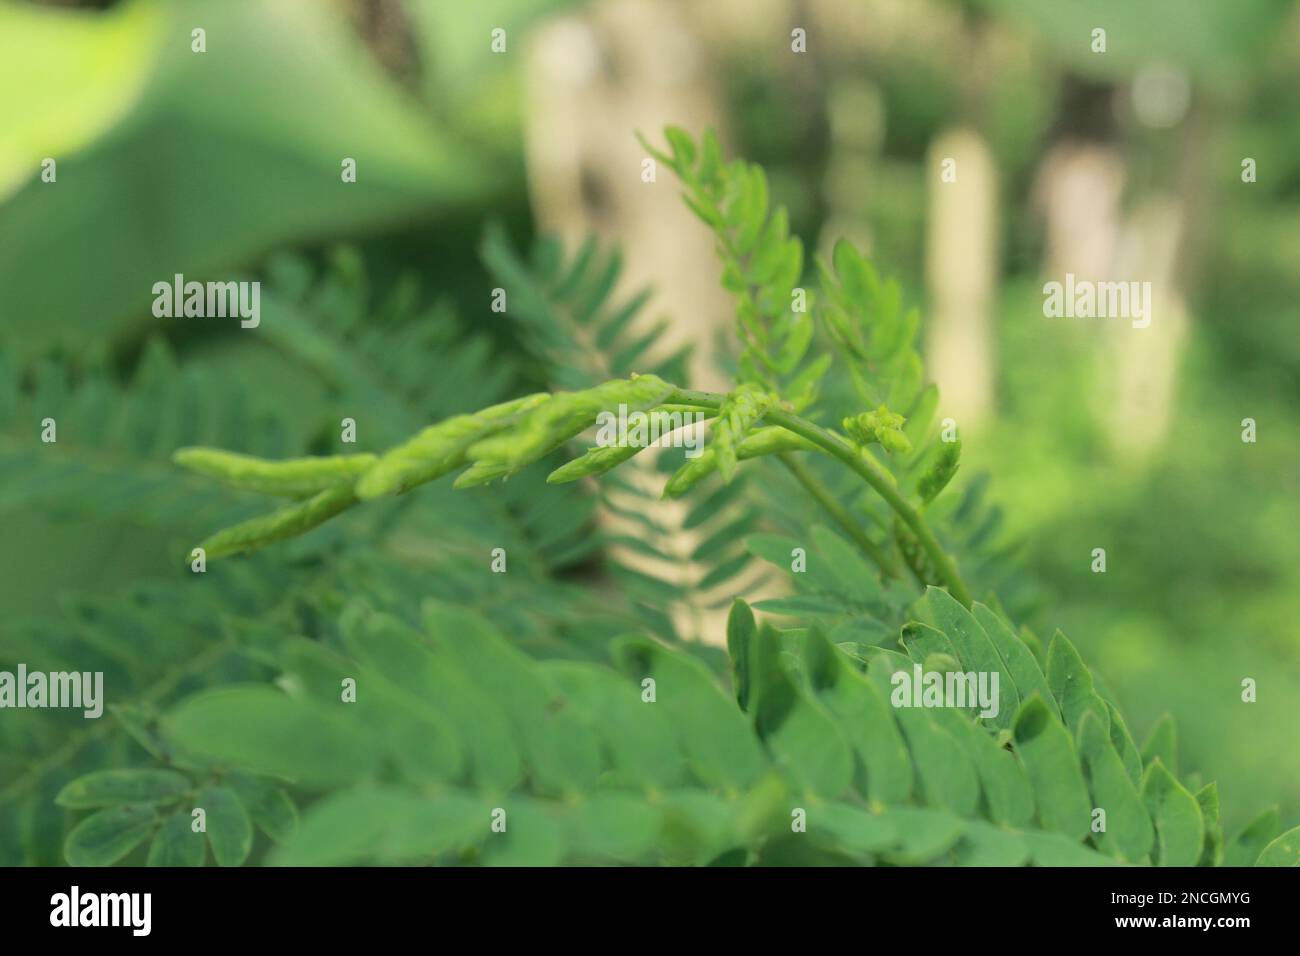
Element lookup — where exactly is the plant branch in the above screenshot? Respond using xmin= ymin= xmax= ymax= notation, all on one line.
xmin=776 ymin=452 xmax=900 ymax=580
xmin=665 ymin=386 xmax=974 ymax=607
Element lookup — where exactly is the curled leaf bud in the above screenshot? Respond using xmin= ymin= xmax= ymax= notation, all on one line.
xmin=192 ymin=484 xmax=358 ymax=559
xmin=663 ymin=450 xmax=718 ymax=498
xmin=662 ymin=426 xmax=815 ymax=498
xmin=917 ymin=438 xmax=961 ymax=503
xmin=173 ymin=447 xmax=377 ymax=498
xmin=466 ymin=376 xmax=673 ymax=483
xmin=452 ymin=459 xmax=513 ymax=489
xmin=712 ymin=384 xmax=778 ymax=483
xmin=356 ymin=393 xmax=549 ymax=500
xmin=843 ymin=405 xmax=912 ymax=455
xmin=733 ymin=426 xmax=818 ymax=458
xmin=547 ymin=443 xmax=643 ymax=484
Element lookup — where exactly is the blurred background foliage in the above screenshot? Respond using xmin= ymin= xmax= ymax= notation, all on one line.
xmin=2 ymin=0 xmax=1299 ymax=858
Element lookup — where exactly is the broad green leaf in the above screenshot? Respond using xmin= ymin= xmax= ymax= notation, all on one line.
xmin=745 ymin=532 xmax=804 ymax=574
xmin=1254 ymin=825 xmax=1300 ymax=867
xmin=751 ymin=835 xmax=857 ymax=867
xmin=146 ymin=811 xmax=205 ymax=867
xmin=163 ymin=685 xmax=379 ymax=788
xmin=342 ymin=611 xmax=522 ymax=792
xmin=726 ymin=598 xmax=756 ymax=711
xmin=1141 ymin=714 xmax=1178 ymax=775
xmin=1195 ymin=783 xmax=1223 ymax=867
xmin=1104 ymin=701 xmax=1144 ymax=787
xmin=900 ymin=621 xmax=959 ymax=667
xmin=351 ymin=670 xmax=464 ymax=785
xmin=802 ymin=630 xmax=912 ymax=805
xmin=868 ymin=651 xmax=980 ymax=817
xmin=375 ymin=791 xmax=487 ymax=864
xmin=611 ymin=637 xmax=767 ymax=790
xmin=827 ymin=616 xmax=891 ymax=648
xmin=481 ymin=800 xmax=565 ymax=867
xmin=563 ymin=793 xmax=660 ymax=863
xmin=732 ymin=773 xmax=795 ymax=846
xmin=268 ymin=790 xmax=395 ymax=867
xmin=1046 ymin=631 xmax=1109 ymax=733
xmin=973 ymin=604 xmax=1057 ymax=720
xmin=224 ymin=772 xmax=297 ymax=845
xmin=753 ymin=596 xmax=848 ymax=617
xmin=925 ymin=587 xmax=1019 ymax=729
xmin=750 ymin=625 xmax=854 ymax=797
xmin=270 ymin=787 xmax=483 ymax=866
xmin=1012 ymin=695 xmax=1091 ymax=840
xmin=1024 ymin=830 xmax=1122 ymax=866
xmin=0 ymin=1 xmax=163 ymax=199
xmin=879 ymin=807 xmax=965 ymax=864
xmin=64 ymin=804 xmax=156 ymax=867
xmin=918 ymin=650 xmax=978 ymax=721
xmin=657 ymin=791 xmax=740 ymax=866
xmin=1076 ymin=711 xmax=1153 ymax=862
xmin=542 ymin=663 xmax=685 ymax=791
xmin=280 ymin=636 xmax=358 ymax=703
xmin=746 ymin=531 xmax=851 ymax=600
xmin=108 ymin=702 xmax=223 ymax=774
xmin=425 ymin=602 xmax=599 ymax=796
xmin=56 ymin=769 xmax=190 ymax=809
xmin=197 ymin=786 xmax=253 ymax=867
xmin=810 ymin=524 xmax=885 ymax=603
xmin=1 ymin=0 xmax=490 ymax=357
xmin=955 ymin=821 xmax=1030 ymax=867
xmin=929 ymin=706 xmax=1035 ymax=828
xmin=1224 ymin=806 xmax=1281 ymax=867
xmin=1141 ymin=759 xmax=1204 ymax=867
xmin=1018 ymin=626 xmax=1047 ymax=666
xmin=814 ymin=803 xmax=899 ymax=856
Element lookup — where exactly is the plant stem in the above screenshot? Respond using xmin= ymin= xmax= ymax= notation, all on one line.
xmin=666 ymin=386 xmax=974 ymax=607
xmin=776 ymin=453 xmax=900 ymax=580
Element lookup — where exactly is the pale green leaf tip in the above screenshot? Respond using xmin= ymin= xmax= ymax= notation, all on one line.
xmin=453 ymin=466 xmax=505 ymax=490
xmin=661 ymin=480 xmax=688 ymax=500
xmin=172 ymin=446 xmax=206 ymax=468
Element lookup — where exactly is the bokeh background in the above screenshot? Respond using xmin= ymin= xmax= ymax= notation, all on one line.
xmin=2 ymin=0 xmax=1298 ymax=843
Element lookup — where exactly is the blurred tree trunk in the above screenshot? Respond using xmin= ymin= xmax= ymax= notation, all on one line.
xmin=524 ymin=0 xmax=748 ymax=642
xmin=920 ymin=6 xmax=1004 ymax=433
xmin=1033 ymin=81 xmax=1194 ymax=462
xmin=524 ymin=0 xmax=732 ymax=391
xmin=925 ymin=127 xmax=998 ymax=429
xmin=1107 ymin=195 xmax=1188 ymax=457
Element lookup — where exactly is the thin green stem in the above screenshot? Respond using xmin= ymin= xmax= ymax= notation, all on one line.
xmin=777 ymin=453 xmax=900 ymax=580
xmin=666 ymin=386 xmax=974 ymax=607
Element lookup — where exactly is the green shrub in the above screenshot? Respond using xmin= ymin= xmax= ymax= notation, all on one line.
xmin=20 ymin=130 xmax=1299 ymax=867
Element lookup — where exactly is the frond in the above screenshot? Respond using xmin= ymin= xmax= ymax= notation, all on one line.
xmin=41 ymin=596 xmax=1285 ymax=866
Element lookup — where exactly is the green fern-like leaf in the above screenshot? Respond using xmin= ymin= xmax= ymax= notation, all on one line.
xmin=40 ymin=126 xmax=1287 ymax=868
